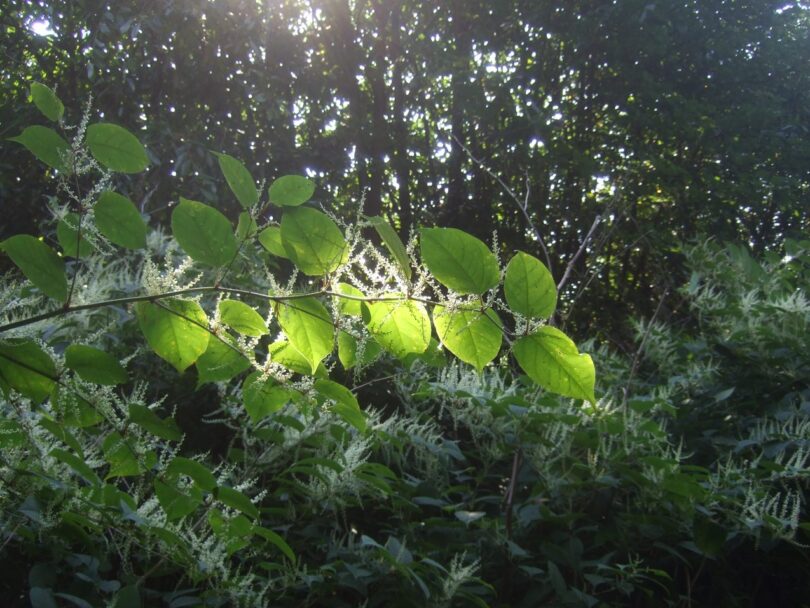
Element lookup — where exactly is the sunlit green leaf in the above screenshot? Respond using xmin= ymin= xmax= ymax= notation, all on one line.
xmin=433 ymin=306 xmax=502 ymax=371
xmin=363 ymin=298 xmax=430 ymax=358
xmin=94 ymin=191 xmax=147 ymax=249
xmin=86 ymin=123 xmax=148 ymax=173
xmin=368 ymin=215 xmax=412 ymax=280
xmin=268 ymin=341 xmax=328 ymax=377
xmin=276 ymin=297 xmax=334 ymax=374
xmin=214 ymin=152 xmax=258 ymax=208
xmin=314 ymin=379 xmax=366 ymax=432
xmin=135 ymin=299 xmax=210 ymax=372
xmin=242 ymin=371 xmax=298 ymax=423
xmin=195 ymin=335 xmax=250 ymax=386
xmin=30 ymin=82 xmax=64 ymax=121
xmin=337 ymin=330 xmax=382 ymax=370
xmin=334 ymin=282 xmax=364 ymax=317
xmin=420 ymin=228 xmax=499 ymax=294
xmin=172 ymin=198 xmax=238 ymax=266
xmin=513 ymin=326 xmax=596 ymax=403
xmin=504 ymin=251 xmax=557 ymax=318
xmin=236 ymin=211 xmax=258 ymax=240
xmin=1 ymin=234 xmax=67 ymax=301
xmin=280 ymin=206 xmax=347 ymax=275
xmin=268 ymin=175 xmax=315 ymax=207
xmin=219 ymin=299 xmax=267 ymax=336
xmin=9 ymin=126 xmax=71 ymax=172
xmin=257 ymin=226 xmax=288 ymax=258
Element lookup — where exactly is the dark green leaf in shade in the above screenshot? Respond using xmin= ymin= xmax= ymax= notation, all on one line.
xmin=513 ymin=326 xmax=596 ymax=403
xmin=128 ymin=403 xmax=182 ymax=441
xmin=65 ymin=344 xmax=128 ymax=385
xmin=86 ymin=123 xmax=148 ymax=173
xmin=195 ymin=334 xmax=250 ymax=386
xmin=214 ymin=152 xmax=258 ymax=208
xmin=30 ymin=82 xmax=64 ymax=121
xmin=276 ymin=297 xmax=334 ymax=373
xmin=9 ymin=126 xmax=71 ymax=172
xmin=111 ymin=585 xmax=141 ymax=608
xmin=216 ymin=485 xmax=259 ymax=519
xmin=171 ymin=198 xmax=238 ymax=266
xmin=362 ymin=298 xmax=430 ymax=358
xmin=154 ymin=478 xmax=200 ymax=521
xmin=420 ymin=227 xmax=499 ymax=295
xmin=253 ymin=526 xmax=296 ymax=562
xmin=1 ymin=235 xmax=67 ymax=301
xmin=314 ymin=379 xmax=367 ymax=432
xmin=268 ymin=175 xmax=315 ymax=206
xmin=93 ymin=192 xmax=147 ymax=249
xmin=102 ymin=431 xmax=143 ymax=478
xmin=257 ymin=226 xmax=288 ymax=258
xmin=57 ymin=213 xmax=93 ymax=258
xmin=432 ymin=306 xmax=502 ymax=371
xmin=280 ymin=206 xmax=348 ymax=275
xmin=219 ymin=299 xmax=267 ymax=336
xmin=504 ymin=251 xmax=557 ymax=318
xmin=367 ymin=215 xmax=412 ymax=280
xmin=0 ymin=339 xmax=57 ymax=403
xmin=167 ymin=456 xmax=217 ymax=491
xmin=135 ymin=299 xmax=210 ymax=372
xmin=49 ymin=448 xmax=100 ymax=485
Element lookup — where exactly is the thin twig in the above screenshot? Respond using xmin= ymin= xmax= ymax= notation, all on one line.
xmin=451 ymin=134 xmax=553 ymax=274
xmin=556 ymin=213 xmax=601 ymax=293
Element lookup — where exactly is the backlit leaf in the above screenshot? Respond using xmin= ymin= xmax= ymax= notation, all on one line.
xmin=268 ymin=175 xmax=315 ymax=207
xmin=280 ymin=206 xmax=347 ymax=275
xmin=504 ymin=251 xmax=557 ymax=318
xmin=420 ymin=228 xmax=499 ymax=294
xmin=363 ymin=298 xmax=430 ymax=358
xmin=171 ymin=198 xmax=238 ymax=267
xmin=276 ymin=297 xmax=334 ymax=374
xmin=0 ymin=339 xmax=56 ymax=403
xmin=1 ymin=235 xmax=67 ymax=301
xmin=215 ymin=152 xmax=258 ymax=208
xmin=433 ymin=306 xmax=502 ymax=371
xmin=94 ymin=192 xmax=146 ymax=249
xmin=86 ymin=123 xmax=148 ymax=173
xmin=57 ymin=213 xmax=93 ymax=258
xmin=219 ymin=299 xmax=267 ymax=336
xmin=257 ymin=226 xmax=288 ymax=258
xmin=135 ymin=299 xmax=210 ymax=372
xmin=314 ymin=379 xmax=366 ymax=432
xmin=9 ymin=126 xmax=71 ymax=172
xmin=368 ymin=215 xmax=412 ymax=280
xmin=30 ymin=82 xmax=64 ymax=121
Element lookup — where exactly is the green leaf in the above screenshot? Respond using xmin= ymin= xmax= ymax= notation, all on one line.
xmin=93 ymin=191 xmax=146 ymax=249
xmin=102 ymin=432 xmax=142 ymax=478
xmin=280 ymin=206 xmax=348 ymax=275
xmin=504 ymin=251 xmax=557 ymax=318
xmin=268 ymin=341 xmax=328 ymax=377
xmin=57 ymin=213 xmax=93 ymax=257
xmin=257 ymin=226 xmax=288 ymax=258
xmin=40 ymin=417 xmax=84 ymax=454
xmin=337 ymin=331 xmax=382 ymax=370
xmin=30 ymin=82 xmax=64 ymax=122
xmin=253 ymin=526 xmax=296 ymax=562
xmin=236 ymin=211 xmax=258 ymax=240
xmin=513 ymin=326 xmax=596 ymax=403
xmin=0 ymin=339 xmax=57 ymax=403
xmin=85 ymin=123 xmax=148 ymax=173
xmin=214 ymin=152 xmax=258 ymax=208
xmin=171 ymin=198 xmax=238 ymax=267
xmin=334 ymin=282 xmax=364 ymax=316
xmin=1 ymin=234 xmax=67 ymax=301
xmin=363 ymin=298 xmax=430 ymax=358
xmin=433 ymin=306 xmax=502 ymax=371
xmin=196 ymin=335 xmax=250 ymax=386
xmin=420 ymin=228 xmax=499 ymax=295
xmin=368 ymin=215 xmax=412 ymax=280
xmin=167 ymin=456 xmax=217 ymax=491
xmin=219 ymin=299 xmax=267 ymax=336
xmin=49 ymin=448 xmax=100 ymax=485
xmin=242 ymin=372 xmax=298 ymax=423
xmin=128 ymin=403 xmax=182 ymax=441
xmin=155 ymin=478 xmax=200 ymax=521
xmin=8 ymin=126 xmax=71 ymax=172
xmin=314 ymin=379 xmax=366 ymax=432
xmin=135 ymin=299 xmax=210 ymax=372
xmin=65 ymin=344 xmax=128 ymax=385
xmin=276 ymin=297 xmax=334 ymax=374
xmin=268 ymin=175 xmax=315 ymax=207
xmin=216 ymin=486 xmax=259 ymax=519
xmin=111 ymin=586 xmax=140 ymax=608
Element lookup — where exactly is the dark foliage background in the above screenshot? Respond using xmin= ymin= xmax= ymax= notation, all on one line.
xmin=3 ymin=0 xmax=808 ymax=341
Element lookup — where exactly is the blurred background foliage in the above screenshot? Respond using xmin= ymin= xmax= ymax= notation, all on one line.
xmin=2 ymin=0 xmax=808 ymax=343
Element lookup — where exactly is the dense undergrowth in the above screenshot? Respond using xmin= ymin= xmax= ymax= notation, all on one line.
xmin=0 ymin=86 xmax=808 ymax=608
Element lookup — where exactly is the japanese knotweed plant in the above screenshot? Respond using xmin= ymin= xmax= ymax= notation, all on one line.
xmin=0 ymin=84 xmax=596 ymax=605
